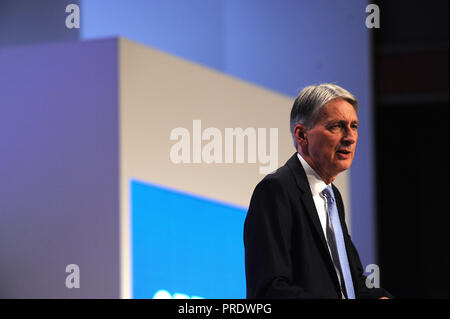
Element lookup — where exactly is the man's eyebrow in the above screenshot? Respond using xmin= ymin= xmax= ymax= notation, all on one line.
xmin=325 ymin=119 xmax=359 ymax=125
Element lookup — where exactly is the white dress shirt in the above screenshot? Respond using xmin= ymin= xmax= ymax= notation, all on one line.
xmin=297 ymin=153 xmax=329 ymax=238
xmin=297 ymin=153 xmax=346 ymax=298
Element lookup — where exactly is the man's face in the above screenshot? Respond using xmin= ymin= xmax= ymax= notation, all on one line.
xmin=305 ymin=99 xmax=359 ymax=180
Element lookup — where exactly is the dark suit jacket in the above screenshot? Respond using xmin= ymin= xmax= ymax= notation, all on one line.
xmin=244 ymin=153 xmax=392 ymax=299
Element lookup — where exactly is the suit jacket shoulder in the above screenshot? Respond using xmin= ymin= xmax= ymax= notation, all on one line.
xmin=244 ymin=152 xmax=394 ymax=299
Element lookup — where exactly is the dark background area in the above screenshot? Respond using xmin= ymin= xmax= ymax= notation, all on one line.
xmin=374 ymin=0 xmax=449 ymax=298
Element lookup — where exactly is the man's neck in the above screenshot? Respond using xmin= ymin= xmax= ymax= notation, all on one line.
xmin=297 ymin=151 xmax=336 ymax=184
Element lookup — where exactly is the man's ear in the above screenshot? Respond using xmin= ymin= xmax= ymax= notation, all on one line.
xmin=294 ymin=124 xmax=308 ymax=147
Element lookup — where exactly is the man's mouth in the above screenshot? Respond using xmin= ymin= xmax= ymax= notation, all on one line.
xmin=336 ymin=149 xmax=352 ymax=159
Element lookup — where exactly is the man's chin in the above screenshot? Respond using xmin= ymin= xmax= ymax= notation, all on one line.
xmin=334 ymin=161 xmax=353 ymax=173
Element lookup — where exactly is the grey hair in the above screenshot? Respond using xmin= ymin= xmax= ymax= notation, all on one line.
xmin=290 ymin=83 xmax=359 ymax=150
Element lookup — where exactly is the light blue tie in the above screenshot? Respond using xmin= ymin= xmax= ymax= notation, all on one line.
xmin=322 ymin=186 xmax=355 ymax=299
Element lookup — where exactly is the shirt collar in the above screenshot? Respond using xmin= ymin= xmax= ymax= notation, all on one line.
xmin=297 ymin=153 xmax=330 ymax=196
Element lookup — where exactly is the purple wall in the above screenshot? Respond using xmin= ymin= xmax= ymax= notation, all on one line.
xmin=0 ymin=38 xmax=119 ymax=298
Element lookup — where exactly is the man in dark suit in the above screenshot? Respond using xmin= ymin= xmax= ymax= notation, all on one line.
xmin=244 ymin=83 xmax=392 ymax=299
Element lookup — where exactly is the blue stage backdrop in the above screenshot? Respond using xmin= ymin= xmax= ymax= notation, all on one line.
xmin=131 ymin=179 xmax=247 ymax=299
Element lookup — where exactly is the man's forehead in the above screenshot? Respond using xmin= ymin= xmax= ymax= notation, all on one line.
xmin=319 ymin=100 xmax=358 ymax=121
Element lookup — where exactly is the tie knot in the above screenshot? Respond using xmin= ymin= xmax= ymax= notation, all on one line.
xmin=321 ymin=186 xmax=335 ymax=203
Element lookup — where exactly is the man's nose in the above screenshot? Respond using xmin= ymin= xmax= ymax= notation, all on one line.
xmin=342 ymin=127 xmax=357 ymax=145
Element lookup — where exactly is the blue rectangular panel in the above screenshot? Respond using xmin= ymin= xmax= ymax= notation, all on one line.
xmin=131 ymin=179 xmax=246 ymax=299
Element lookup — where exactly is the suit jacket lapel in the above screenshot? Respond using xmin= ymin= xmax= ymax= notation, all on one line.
xmin=286 ymin=153 xmax=329 ymax=257
xmin=333 ymin=185 xmax=357 ymax=278
xmin=286 ymin=153 xmax=343 ymax=295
